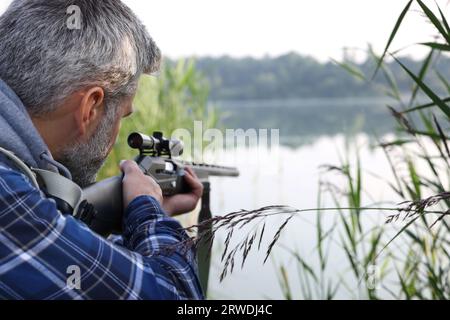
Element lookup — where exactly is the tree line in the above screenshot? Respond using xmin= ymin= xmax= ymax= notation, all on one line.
xmin=166 ymin=52 xmax=450 ymax=101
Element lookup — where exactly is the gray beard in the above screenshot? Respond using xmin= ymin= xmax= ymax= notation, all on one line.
xmin=58 ymin=145 xmax=108 ymax=188
xmin=58 ymin=105 xmax=119 ymax=188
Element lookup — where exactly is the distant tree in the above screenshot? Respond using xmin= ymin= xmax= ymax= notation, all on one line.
xmin=163 ymin=52 xmax=450 ymax=100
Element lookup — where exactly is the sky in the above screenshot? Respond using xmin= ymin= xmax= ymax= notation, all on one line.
xmin=0 ymin=0 xmax=446 ymax=62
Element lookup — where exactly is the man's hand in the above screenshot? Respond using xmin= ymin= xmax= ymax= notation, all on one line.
xmin=162 ymin=167 xmax=204 ymax=216
xmin=120 ymin=160 xmax=163 ymax=208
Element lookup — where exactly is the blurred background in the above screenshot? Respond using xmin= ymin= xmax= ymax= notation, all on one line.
xmin=2 ymin=0 xmax=450 ymax=299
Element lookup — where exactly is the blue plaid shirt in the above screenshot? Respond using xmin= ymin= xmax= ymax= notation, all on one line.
xmin=0 ymin=161 xmax=204 ymax=300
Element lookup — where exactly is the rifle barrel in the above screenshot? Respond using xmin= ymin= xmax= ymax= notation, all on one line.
xmin=180 ymin=161 xmax=240 ymax=177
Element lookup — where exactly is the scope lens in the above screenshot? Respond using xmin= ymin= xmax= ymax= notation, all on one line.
xmin=128 ymin=133 xmax=143 ymax=149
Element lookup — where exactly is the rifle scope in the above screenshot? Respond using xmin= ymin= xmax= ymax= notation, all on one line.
xmin=128 ymin=132 xmax=184 ymax=157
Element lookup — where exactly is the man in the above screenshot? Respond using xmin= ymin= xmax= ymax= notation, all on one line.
xmin=0 ymin=0 xmax=204 ymax=299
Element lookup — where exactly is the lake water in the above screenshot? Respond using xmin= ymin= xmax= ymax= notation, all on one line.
xmin=196 ymin=98 xmax=420 ymax=299
xmin=214 ymin=97 xmax=397 ymax=147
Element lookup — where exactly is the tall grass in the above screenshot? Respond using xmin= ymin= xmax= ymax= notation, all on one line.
xmin=275 ymin=0 xmax=450 ymax=299
xmin=187 ymin=0 xmax=450 ymax=299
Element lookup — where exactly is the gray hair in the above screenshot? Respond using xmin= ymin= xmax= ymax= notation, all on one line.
xmin=0 ymin=0 xmax=161 ymax=116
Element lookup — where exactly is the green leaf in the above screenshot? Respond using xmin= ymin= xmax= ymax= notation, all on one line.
xmin=436 ymin=71 xmax=450 ymax=94
xmin=405 ymin=130 xmax=450 ymax=140
xmin=376 ymin=215 xmax=421 ymax=260
xmin=394 ymin=57 xmax=450 ymax=119
xmin=402 ymin=96 xmax=450 ymax=114
xmin=433 ymin=115 xmax=450 ymax=159
xmin=372 ymin=0 xmax=413 ymax=78
xmin=369 ymin=46 xmax=402 ymax=100
xmin=407 ymin=159 xmax=421 ymax=199
xmin=331 ymin=58 xmax=365 ymax=81
xmin=408 ymin=48 xmax=434 ymax=107
xmin=417 ymin=0 xmax=450 ymax=44
xmin=420 ymin=42 xmax=450 ymax=51
xmin=378 ymin=139 xmax=415 ymax=147
xmin=438 ymin=4 xmax=450 ymax=35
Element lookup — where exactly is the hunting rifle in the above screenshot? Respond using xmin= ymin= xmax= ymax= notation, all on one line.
xmin=79 ymin=131 xmax=239 ymax=237
xmin=76 ymin=131 xmax=239 ymax=291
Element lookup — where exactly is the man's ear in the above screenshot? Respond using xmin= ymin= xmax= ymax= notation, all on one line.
xmin=75 ymin=87 xmax=105 ymax=136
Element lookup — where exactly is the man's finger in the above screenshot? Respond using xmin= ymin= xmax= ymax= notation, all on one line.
xmin=184 ymin=169 xmax=201 ymax=185
xmin=120 ymin=160 xmax=140 ymax=175
xmin=183 ymin=170 xmax=203 ymax=195
xmin=185 ymin=166 xmax=199 ymax=179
